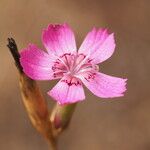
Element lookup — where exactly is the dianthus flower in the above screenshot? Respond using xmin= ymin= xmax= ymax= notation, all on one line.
xmin=20 ymin=23 xmax=127 ymax=105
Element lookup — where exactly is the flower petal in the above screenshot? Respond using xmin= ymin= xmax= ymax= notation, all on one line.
xmin=42 ymin=23 xmax=77 ymax=56
xmin=48 ymin=76 xmax=85 ymax=105
xmin=80 ymin=72 xmax=127 ymax=98
xmin=78 ymin=28 xmax=115 ymax=64
xmin=20 ymin=44 xmax=62 ymax=80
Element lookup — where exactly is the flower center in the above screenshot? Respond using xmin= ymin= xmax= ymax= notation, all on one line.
xmin=52 ymin=53 xmax=98 ymax=79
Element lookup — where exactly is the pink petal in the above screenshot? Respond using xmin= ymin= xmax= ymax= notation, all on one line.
xmin=78 ymin=28 xmax=116 ymax=64
xmin=42 ymin=23 xmax=77 ymax=56
xmin=20 ymin=44 xmax=62 ymax=80
xmin=48 ymin=76 xmax=85 ymax=105
xmin=80 ymin=72 xmax=127 ymax=98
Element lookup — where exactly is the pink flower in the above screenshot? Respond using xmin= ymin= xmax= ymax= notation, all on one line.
xmin=20 ymin=23 xmax=127 ymax=105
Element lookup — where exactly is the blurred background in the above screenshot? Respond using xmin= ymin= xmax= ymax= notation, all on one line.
xmin=0 ymin=0 xmax=150 ymax=150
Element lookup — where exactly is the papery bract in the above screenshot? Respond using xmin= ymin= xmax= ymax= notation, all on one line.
xmin=20 ymin=23 xmax=127 ymax=105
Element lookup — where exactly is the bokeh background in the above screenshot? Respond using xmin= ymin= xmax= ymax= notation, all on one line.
xmin=0 ymin=0 xmax=150 ymax=150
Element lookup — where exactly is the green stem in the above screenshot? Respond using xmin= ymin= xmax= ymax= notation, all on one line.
xmin=51 ymin=103 xmax=77 ymax=135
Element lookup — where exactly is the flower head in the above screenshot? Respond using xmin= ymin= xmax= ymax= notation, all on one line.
xmin=20 ymin=23 xmax=127 ymax=105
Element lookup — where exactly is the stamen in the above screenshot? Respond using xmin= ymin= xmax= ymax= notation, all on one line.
xmin=52 ymin=53 xmax=70 ymax=71
xmin=51 ymin=52 xmax=97 ymax=79
xmin=73 ymin=54 xmax=91 ymax=73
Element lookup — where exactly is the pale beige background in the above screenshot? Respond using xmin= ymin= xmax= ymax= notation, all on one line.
xmin=0 ymin=0 xmax=150 ymax=150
